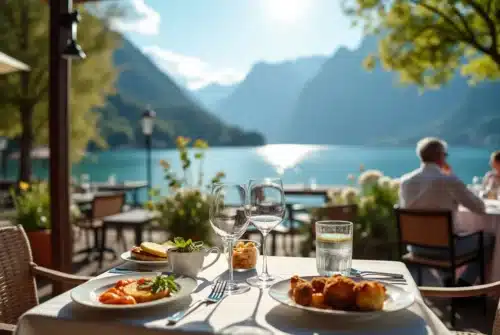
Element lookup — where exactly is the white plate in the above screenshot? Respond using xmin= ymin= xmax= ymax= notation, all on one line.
xmin=120 ymin=251 xmax=170 ymax=266
xmin=71 ymin=273 xmax=197 ymax=310
xmin=269 ymin=275 xmax=415 ymax=317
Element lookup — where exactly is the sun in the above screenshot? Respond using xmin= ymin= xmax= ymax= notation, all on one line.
xmin=265 ymin=0 xmax=309 ymax=24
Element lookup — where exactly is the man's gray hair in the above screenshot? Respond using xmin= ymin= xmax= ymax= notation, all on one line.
xmin=416 ymin=137 xmax=448 ymax=163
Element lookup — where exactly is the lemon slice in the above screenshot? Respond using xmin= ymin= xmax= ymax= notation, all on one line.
xmin=140 ymin=242 xmax=168 ymax=258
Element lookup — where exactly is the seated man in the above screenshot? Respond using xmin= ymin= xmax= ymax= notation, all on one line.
xmin=482 ymin=150 xmax=500 ymax=197
xmin=399 ymin=137 xmax=490 ymax=286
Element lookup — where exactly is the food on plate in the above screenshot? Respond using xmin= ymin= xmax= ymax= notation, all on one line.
xmin=292 ymin=281 xmax=314 ymax=306
xmin=290 ymin=275 xmax=308 ymax=291
xmin=354 ymin=281 xmax=387 ymax=311
xmin=289 ymin=275 xmax=387 ymax=312
xmin=130 ymin=242 xmax=168 ymax=262
xmin=98 ymin=275 xmax=178 ymax=305
xmin=311 ymin=277 xmax=328 ymax=293
xmin=232 ymin=241 xmax=258 ymax=270
xmin=323 ymin=275 xmax=357 ymax=309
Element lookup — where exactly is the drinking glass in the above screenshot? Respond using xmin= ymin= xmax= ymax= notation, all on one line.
xmin=316 ymin=221 xmax=353 ymax=276
xmin=245 ymin=178 xmax=286 ymax=287
xmin=209 ymin=183 xmax=250 ymax=294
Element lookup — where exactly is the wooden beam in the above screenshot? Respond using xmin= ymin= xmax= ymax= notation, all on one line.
xmin=49 ymin=0 xmax=72 ymax=295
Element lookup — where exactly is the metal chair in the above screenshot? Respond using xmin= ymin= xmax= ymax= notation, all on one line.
xmin=395 ymin=206 xmax=486 ymax=327
xmin=0 ymin=225 xmax=90 ymax=334
xmin=74 ymin=192 xmax=125 ymax=261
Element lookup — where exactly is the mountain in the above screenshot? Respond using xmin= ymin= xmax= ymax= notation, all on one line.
xmin=95 ymin=38 xmax=265 ymax=149
xmin=214 ymin=56 xmax=327 ymax=143
xmin=403 ymin=82 xmax=500 ymax=146
xmin=192 ymin=83 xmax=236 ymax=110
xmin=285 ymin=36 xmax=472 ymax=145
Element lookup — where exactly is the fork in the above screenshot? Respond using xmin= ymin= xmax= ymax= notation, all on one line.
xmin=350 ymin=268 xmax=405 ymax=279
xmin=167 ymin=280 xmax=227 ymax=325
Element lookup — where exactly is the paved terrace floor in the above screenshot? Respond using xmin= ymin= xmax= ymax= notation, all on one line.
xmin=35 ymin=229 xmax=494 ymax=334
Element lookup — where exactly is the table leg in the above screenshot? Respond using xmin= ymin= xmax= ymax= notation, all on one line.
xmin=133 ymin=189 xmax=139 ymax=208
xmin=135 ymin=225 xmax=144 ymax=246
xmin=98 ymin=225 xmax=107 ymax=269
xmin=271 ymin=231 xmax=277 ymax=256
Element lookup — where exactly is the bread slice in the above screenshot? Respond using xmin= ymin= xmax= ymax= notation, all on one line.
xmin=122 ymin=281 xmax=169 ymax=303
xmin=130 ymin=246 xmax=168 ymax=262
xmin=140 ymin=242 xmax=168 ymax=258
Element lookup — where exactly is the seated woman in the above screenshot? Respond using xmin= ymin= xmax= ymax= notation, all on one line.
xmin=482 ymin=151 xmax=500 ymax=197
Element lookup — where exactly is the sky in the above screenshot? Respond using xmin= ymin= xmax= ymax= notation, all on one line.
xmin=110 ymin=0 xmax=363 ymax=90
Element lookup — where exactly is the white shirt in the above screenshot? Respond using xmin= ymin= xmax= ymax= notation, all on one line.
xmin=399 ymin=163 xmax=485 ymax=216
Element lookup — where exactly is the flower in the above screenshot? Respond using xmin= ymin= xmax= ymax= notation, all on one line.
xmin=390 ymin=178 xmax=401 ymax=191
xmin=378 ymin=176 xmax=392 ymax=188
xmin=146 ymin=201 xmax=155 ymax=210
xmin=159 ymin=159 xmax=170 ymax=169
xmin=341 ymin=187 xmax=359 ymax=204
xmin=193 ymin=139 xmax=209 ymax=149
xmin=358 ymin=170 xmax=383 ymax=187
xmin=19 ymin=181 xmax=29 ymax=191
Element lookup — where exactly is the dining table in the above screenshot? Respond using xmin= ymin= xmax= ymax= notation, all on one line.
xmin=457 ymin=198 xmax=500 ymax=282
xmin=15 ymin=256 xmax=451 ymax=335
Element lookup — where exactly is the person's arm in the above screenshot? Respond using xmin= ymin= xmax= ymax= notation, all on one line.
xmin=482 ymin=171 xmax=493 ymax=188
xmin=448 ymin=176 xmax=485 ymax=213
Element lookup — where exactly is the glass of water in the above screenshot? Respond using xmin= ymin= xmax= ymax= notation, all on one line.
xmin=316 ymin=220 xmax=353 ymax=276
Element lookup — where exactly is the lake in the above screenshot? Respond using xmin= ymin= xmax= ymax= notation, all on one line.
xmin=13 ymin=144 xmax=493 ymax=203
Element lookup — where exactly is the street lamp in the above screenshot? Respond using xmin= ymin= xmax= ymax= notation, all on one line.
xmin=0 ymin=137 xmax=7 ymax=179
xmin=141 ymin=107 xmax=156 ymax=201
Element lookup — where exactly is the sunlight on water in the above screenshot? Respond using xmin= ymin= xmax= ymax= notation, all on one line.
xmin=255 ymin=144 xmax=326 ymax=175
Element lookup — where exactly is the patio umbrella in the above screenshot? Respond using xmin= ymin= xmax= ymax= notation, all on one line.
xmin=0 ymin=51 xmax=30 ymax=75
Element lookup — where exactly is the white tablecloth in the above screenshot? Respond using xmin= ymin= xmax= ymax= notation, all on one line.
xmin=457 ymin=199 xmax=500 ymax=282
xmin=15 ymin=256 xmax=450 ymax=335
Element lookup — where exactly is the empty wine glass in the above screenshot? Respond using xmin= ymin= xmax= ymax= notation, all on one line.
xmin=209 ymin=183 xmax=250 ymax=294
xmin=245 ymin=178 xmax=286 ymax=287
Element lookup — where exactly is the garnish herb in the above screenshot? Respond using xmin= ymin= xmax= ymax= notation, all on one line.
xmin=167 ymin=237 xmax=204 ymax=253
xmin=150 ymin=275 xmax=178 ymax=294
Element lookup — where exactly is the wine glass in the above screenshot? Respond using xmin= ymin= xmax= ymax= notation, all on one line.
xmin=209 ymin=183 xmax=250 ymax=294
xmin=245 ymin=178 xmax=286 ymax=287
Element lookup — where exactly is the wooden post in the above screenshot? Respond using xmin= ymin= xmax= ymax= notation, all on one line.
xmin=49 ymin=0 xmax=72 ymax=295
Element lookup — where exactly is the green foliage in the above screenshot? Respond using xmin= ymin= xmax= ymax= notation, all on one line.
xmin=137 ymin=275 xmax=178 ymax=294
xmin=11 ymin=181 xmax=50 ymax=232
xmin=147 ymin=138 xmax=225 ymax=244
xmin=344 ymin=0 xmax=500 ymax=87
xmin=166 ymin=237 xmax=204 ymax=253
xmin=0 ymin=0 xmax=122 ymax=167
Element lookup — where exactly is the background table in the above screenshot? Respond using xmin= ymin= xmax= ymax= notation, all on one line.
xmin=16 ymin=256 xmax=450 ymax=335
xmin=457 ymin=199 xmax=500 ymax=282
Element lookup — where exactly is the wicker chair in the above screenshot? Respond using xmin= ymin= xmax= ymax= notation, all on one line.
xmin=420 ymin=281 xmax=500 ymax=335
xmin=0 ymin=225 xmax=91 ymax=334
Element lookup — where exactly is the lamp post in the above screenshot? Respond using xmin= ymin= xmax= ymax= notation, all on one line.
xmin=141 ymin=107 xmax=156 ymax=201
xmin=0 ymin=137 xmax=7 ymax=179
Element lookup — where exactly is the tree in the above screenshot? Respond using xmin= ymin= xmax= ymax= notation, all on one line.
xmin=0 ymin=0 xmax=122 ymax=181
xmin=343 ymin=0 xmax=500 ymax=87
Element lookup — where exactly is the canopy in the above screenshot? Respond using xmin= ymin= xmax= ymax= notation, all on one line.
xmin=0 ymin=51 xmax=30 ymax=74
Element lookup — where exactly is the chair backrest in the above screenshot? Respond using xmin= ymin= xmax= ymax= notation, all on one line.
xmin=91 ymin=193 xmax=125 ymax=220
xmin=0 ymin=225 xmax=38 ymax=324
xmin=315 ymin=204 xmax=358 ymax=222
xmin=394 ymin=206 xmax=453 ymax=249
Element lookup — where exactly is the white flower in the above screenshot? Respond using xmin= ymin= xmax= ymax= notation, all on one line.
xmin=358 ymin=169 xmax=383 ymax=186
xmin=341 ymin=187 xmax=359 ymax=204
xmin=390 ymin=178 xmax=401 ymax=191
xmin=378 ymin=176 xmax=392 ymax=188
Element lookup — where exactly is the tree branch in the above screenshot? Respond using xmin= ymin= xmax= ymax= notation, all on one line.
xmin=463 ymin=0 xmax=497 ymax=56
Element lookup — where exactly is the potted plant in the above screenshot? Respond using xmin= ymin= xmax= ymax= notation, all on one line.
xmin=11 ymin=181 xmax=81 ymax=268
xmin=149 ymin=137 xmax=225 ymax=244
xmin=164 ymin=237 xmax=220 ymax=277
xmin=11 ymin=181 xmax=52 ymax=267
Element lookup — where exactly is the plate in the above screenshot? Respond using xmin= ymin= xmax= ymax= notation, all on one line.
xmin=120 ymin=251 xmax=170 ymax=266
xmin=71 ymin=273 xmax=197 ymax=309
xmin=268 ymin=275 xmax=415 ymax=317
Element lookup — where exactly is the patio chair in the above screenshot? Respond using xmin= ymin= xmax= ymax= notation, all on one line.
xmin=0 ymin=225 xmax=91 ymax=335
xmin=74 ymin=192 xmax=126 ymax=261
xmin=420 ymin=281 xmax=500 ymax=335
xmin=395 ymin=206 xmax=486 ymax=327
